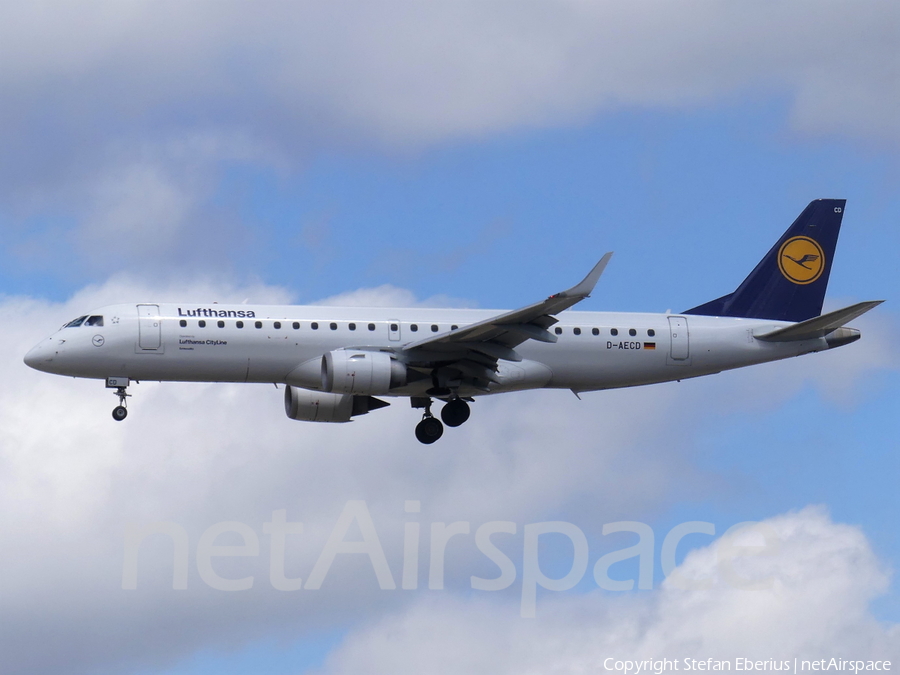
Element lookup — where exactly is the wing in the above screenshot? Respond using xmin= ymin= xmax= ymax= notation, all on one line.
xmin=399 ymin=253 xmax=613 ymax=391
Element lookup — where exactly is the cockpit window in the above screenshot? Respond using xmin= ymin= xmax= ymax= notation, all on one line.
xmin=64 ymin=316 xmax=87 ymax=328
xmin=84 ymin=315 xmax=104 ymax=327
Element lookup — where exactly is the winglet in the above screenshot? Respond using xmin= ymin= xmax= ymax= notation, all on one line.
xmin=555 ymin=252 xmax=613 ymax=299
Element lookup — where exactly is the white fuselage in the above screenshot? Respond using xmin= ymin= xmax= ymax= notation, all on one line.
xmin=24 ymin=302 xmax=835 ymax=397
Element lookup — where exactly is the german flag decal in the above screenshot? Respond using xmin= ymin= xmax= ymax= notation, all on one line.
xmin=643 ymin=342 xmax=656 ymax=350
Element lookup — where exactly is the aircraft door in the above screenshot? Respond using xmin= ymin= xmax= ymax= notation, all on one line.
xmin=388 ymin=320 xmax=401 ymax=342
xmin=667 ymin=316 xmax=690 ymax=361
xmin=137 ymin=304 xmax=162 ymax=350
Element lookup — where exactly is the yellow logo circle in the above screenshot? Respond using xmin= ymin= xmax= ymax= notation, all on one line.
xmin=778 ymin=236 xmax=825 ymax=285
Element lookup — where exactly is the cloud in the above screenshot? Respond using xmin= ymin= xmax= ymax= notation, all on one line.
xmin=691 ymin=302 xmax=898 ymax=412
xmin=3 ymin=129 xmax=276 ymax=281
xmin=2 ymin=1 xmax=896 ymax=281
xmin=76 ymin=133 xmax=272 ymax=263
xmin=318 ymin=507 xmax=900 ymax=675
xmin=0 ymin=279 xmax=894 ymax=674
xmin=2 ymin=1 xmax=897 ymax=159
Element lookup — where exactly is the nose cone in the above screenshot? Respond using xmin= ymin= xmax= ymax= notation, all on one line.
xmin=24 ymin=339 xmax=57 ymax=373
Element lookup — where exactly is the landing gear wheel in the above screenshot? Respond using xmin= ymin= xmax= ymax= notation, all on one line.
xmin=110 ymin=383 xmax=131 ymax=421
xmin=441 ymin=399 xmax=470 ymax=427
xmin=415 ymin=416 xmax=444 ymax=444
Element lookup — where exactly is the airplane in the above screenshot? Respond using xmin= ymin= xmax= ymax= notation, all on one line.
xmin=24 ymin=199 xmax=882 ymax=444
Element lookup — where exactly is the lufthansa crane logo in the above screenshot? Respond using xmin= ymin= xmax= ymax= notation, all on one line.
xmin=778 ymin=236 xmax=825 ymax=285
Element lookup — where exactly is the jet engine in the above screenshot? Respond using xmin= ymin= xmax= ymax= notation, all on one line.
xmin=321 ymin=350 xmax=407 ymax=395
xmin=284 ymin=386 xmax=388 ymax=423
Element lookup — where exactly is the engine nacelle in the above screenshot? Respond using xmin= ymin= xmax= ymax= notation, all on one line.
xmin=321 ymin=350 xmax=407 ymax=395
xmin=283 ymin=386 xmax=388 ymax=423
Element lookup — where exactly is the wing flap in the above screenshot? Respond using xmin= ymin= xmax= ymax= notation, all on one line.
xmin=459 ymin=341 xmax=523 ymax=362
xmin=500 ymin=323 xmax=558 ymax=343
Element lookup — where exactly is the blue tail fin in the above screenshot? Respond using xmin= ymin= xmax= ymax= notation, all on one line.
xmin=684 ymin=199 xmax=846 ymax=322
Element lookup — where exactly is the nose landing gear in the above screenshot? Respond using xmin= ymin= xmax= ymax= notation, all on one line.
xmin=106 ymin=377 xmax=131 ymax=422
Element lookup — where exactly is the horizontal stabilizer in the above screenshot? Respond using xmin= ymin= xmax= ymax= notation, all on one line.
xmin=754 ymin=301 xmax=883 ymax=342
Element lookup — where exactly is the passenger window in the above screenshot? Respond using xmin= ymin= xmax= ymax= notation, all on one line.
xmin=85 ymin=315 xmax=104 ymax=327
xmin=410 ymin=324 xmax=418 ymax=332
xmin=390 ymin=323 xmax=398 ymax=331
xmin=573 ymin=327 xmax=581 ymax=335
xmin=65 ymin=316 xmax=87 ymax=328
xmin=648 ymin=329 xmax=656 ymax=337
xmin=555 ymin=327 xmax=562 ymax=335
xmin=217 ymin=320 xmax=225 ymax=328
xmin=292 ymin=322 xmax=300 ymax=329
xmin=611 ymin=328 xmax=619 ymax=336
xmin=199 ymin=320 xmax=206 ymax=328
xmin=592 ymin=328 xmax=599 ymax=336
xmin=431 ymin=324 xmax=439 ymax=332
xmin=349 ymin=323 xmax=356 ymax=331
xmin=274 ymin=322 xmax=282 ymax=329
xmin=451 ymin=325 xmax=458 ymax=330
xmin=255 ymin=321 xmax=262 ymax=329
xmin=179 ymin=320 xmax=187 ymax=328
xmin=629 ymin=329 xmax=637 ymax=336
xmin=368 ymin=323 xmax=376 ymax=331
xmin=311 ymin=322 xmax=319 ymax=330
xmin=330 ymin=322 xmax=337 ymax=330
xmin=236 ymin=321 xmax=244 ymax=328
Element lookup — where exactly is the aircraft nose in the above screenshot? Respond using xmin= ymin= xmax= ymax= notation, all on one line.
xmin=24 ymin=340 xmax=57 ymax=372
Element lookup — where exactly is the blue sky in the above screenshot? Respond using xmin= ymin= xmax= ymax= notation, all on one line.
xmin=5 ymin=102 xmax=897 ymax=309
xmin=1 ymin=3 xmax=898 ymax=674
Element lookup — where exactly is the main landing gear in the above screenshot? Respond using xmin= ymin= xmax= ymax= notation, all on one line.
xmin=412 ymin=397 xmax=472 ymax=444
xmin=107 ymin=377 xmax=131 ymax=422
xmin=414 ymin=399 xmax=443 ymax=444
xmin=440 ymin=398 xmax=470 ymax=427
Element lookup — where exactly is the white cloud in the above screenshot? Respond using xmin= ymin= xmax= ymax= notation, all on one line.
xmin=1 ymin=1 xmax=896 ymax=276
xmin=689 ymin=303 xmax=898 ymax=413
xmin=2 ymin=1 xmax=897 ymax=156
xmin=82 ymin=163 xmax=193 ymax=255
xmin=76 ymin=132 xmax=275 ymax=258
xmin=318 ymin=507 xmax=900 ymax=675
xmin=0 ymin=279 xmax=895 ymax=674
